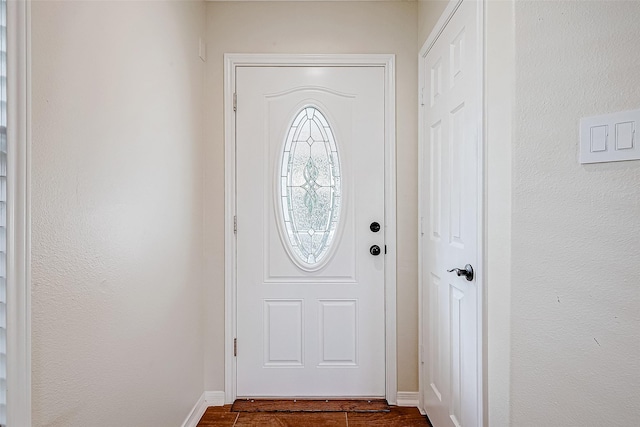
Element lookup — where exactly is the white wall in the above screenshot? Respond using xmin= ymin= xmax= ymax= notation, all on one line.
xmin=511 ymin=1 xmax=640 ymax=425
xmin=203 ymin=1 xmax=420 ymax=392
xmin=30 ymin=1 xmax=206 ymax=426
xmin=30 ymin=2 xmax=640 ymax=425
xmin=418 ymin=0 xmax=448 ymax=46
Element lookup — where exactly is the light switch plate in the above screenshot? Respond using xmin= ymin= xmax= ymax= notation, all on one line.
xmin=580 ymin=109 xmax=639 ymax=163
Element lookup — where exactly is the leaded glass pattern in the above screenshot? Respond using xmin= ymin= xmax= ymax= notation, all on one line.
xmin=280 ymin=107 xmax=341 ymax=266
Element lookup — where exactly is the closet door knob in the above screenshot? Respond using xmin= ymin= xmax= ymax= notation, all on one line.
xmin=447 ymin=264 xmax=474 ymax=281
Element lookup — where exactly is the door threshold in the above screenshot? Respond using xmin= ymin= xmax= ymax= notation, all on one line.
xmin=231 ymin=398 xmax=390 ymax=413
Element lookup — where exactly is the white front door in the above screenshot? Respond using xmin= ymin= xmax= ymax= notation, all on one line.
xmin=420 ymin=0 xmax=481 ymax=426
xmin=235 ymin=66 xmax=386 ymax=397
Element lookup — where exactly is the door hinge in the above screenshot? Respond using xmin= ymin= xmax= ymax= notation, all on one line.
xmin=233 ymin=92 xmax=237 ymax=112
xmin=234 ymin=215 xmax=237 ymax=234
xmin=385 ymin=245 xmax=387 ymax=255
xmin=420 ymin=87 xmax=425 ymax=107
xmin=420 ymin=216 xmax=424 ymax=236
xmin=234 ymin=338 xmax=237 ymax=357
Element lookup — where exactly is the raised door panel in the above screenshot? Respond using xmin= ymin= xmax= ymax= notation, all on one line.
xmin=421 ymin=1 xmax=480 ymax=426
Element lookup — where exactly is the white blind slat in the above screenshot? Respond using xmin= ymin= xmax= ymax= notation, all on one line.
xmin=0 ymin=0 xmax=7 ymax=423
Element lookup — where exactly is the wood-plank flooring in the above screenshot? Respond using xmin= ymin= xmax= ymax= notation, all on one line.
xmin=197 ymin=405 xmax=432 ymax=426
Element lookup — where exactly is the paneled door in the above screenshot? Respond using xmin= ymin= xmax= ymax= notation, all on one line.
xmin=420 ymin=0 xmax=481 ymax=426
xmin=235 ymin=66 xmax=386 ymax=397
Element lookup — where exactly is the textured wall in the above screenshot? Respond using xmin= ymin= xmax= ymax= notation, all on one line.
xmin=512 ymin=1 xmax=640 ymax=425
xmin=31 ymin=1 xmax=206 ymax=426
xmin=203 ymin=1 xmax=419 ymax=392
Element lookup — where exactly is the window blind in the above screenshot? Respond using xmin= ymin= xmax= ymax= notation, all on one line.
xmin=0 ymin=0 xmax=7 ymax=423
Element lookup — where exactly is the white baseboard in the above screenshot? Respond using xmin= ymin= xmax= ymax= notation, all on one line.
xmin=181 ymin=393 xmax=207 ymax=427
xmin=396 ymin=391 xmax=420 ymax=408
xmin=181 ymin=391 xmax=226 ymax=427
xmin=204 ymin=390 xmax=226 ymax=406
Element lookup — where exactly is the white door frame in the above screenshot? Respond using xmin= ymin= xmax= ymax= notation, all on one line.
xmin=7 ymin=0 xmax=33 ymax=425
xmin=418 ymin=0 xmax=485 ymax=424
xmin=224 ymin=53 xmax=397 ymax=404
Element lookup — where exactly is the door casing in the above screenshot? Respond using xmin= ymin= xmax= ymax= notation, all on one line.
xmin=224 ymin=54 xmax=397 ymax=404
xmin=418 ymin=0 xmax=485 ymax=425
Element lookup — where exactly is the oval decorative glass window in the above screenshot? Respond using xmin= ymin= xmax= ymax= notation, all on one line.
xmin=280 ymin=107 xmax=341 ymax=267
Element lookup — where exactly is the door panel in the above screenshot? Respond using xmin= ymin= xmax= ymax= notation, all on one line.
xmin=236 ymin=66 xmax=386 ymax=397
xmin=421 ymin=1 xmax=480 ymax=426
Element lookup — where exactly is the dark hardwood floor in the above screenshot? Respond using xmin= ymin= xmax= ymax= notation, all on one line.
xmin=196 ymin=405 xmax=432 ymax=426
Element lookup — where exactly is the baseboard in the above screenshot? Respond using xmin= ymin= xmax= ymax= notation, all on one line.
xmin=396 ymin=391 xmax=420 ymax=408
xmin=181 ymin=393 xmax=207 ymax=427
xmin=181 ymin=391 xmax=226 ymax=427
xmin=204 ymin=390 xmax=226 ymax=406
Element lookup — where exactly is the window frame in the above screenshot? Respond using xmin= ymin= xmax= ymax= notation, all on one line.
xmin=278 ymin=105 xmax=343 ymax=271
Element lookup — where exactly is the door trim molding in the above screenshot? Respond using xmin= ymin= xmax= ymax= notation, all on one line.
xmin=7 ymin=0 xmax=33 ymax=425
xmin=224 ymin=53 xmax=397 ymax=404
xmin=418 ymin=0 xmax=485 ymax=425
